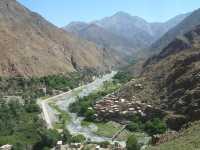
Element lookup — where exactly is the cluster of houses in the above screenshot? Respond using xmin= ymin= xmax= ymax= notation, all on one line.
xmin=94 ymin=93 xmax=153 ymax=120
xmin=55 ymin=141 xmax=83 ymax=150
xmin=0 ymin=144 xmax=12 ymax=150
xmin=55 ymin=141 xmax=125 ymax=150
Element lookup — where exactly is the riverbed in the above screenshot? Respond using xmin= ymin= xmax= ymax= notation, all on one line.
xmin=39 ymin=71 xmax=128 ymax=145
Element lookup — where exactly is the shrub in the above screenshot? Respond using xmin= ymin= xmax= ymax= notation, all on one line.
xmin=99 ymin=141 xmax=110 ymax=148
xmin=113 ymin=71 xmax=132 ymax=84
xmin=85 ymin=109 xmax=96 ymax=121
xmin=39 ymin=129 xmax=60 ymax=148
xmin=70 ymin=134 xmax=86 ymax=143
xmin=127 ymin=122 xmax=140 ymax=132
xmin=126 ymin=134 xmax=140 ymax=150
xmin=144 ymin=118 xmax=167 ymax=136
xmin=62 ymin=129 xmax=72 ymax=144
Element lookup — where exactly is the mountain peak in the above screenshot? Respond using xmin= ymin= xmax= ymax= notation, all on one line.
xmin=113 ymin=11 xmax=131 ymax=17
xmin=0 ymin=0 xmax=116 ymax=76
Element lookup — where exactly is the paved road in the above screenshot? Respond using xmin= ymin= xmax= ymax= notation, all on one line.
xmin=38 ymin=71 xmax=116 ymax=132
xmin=41 ymin=100 xmax=53 ymax=129
xmin=38 ymin=71 xmax=151 ymax=148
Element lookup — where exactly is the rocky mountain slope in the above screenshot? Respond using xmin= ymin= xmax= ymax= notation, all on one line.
xmin=150 ymin=8 xmax=200 ymax=54
xmin=0 ymin=0 xmax=118 ymax=77
xmin=148 ymin=121 xmax=200 ymax=150
xmin=64 ymin=12 xmax=188 ymax=60
xmin=94 ymin=12 xmax=154 ymax=49
xmin=143 ymin=25 xmax=200 ymax=124
xmin=94 ymin=12 xmax=188 ymax=45
xmin=65 ymin=22 xmax=136 ymax=58
xmin=117 ymin=24 xmax=200 ymax=131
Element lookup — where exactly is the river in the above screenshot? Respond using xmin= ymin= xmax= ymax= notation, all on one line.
xmin=39 ymin=71 xmax=126 ymax=145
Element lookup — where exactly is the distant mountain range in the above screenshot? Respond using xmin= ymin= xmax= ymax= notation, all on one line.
xmin=150 ymin=8 xmax=200 ymax=54
xmin=64 ymin=11 xmax=189 ymax=59
xmin=1 ymin=0 xmax=200 ymax=78
xmin=0 ymin=0 xmax=118 ymax=77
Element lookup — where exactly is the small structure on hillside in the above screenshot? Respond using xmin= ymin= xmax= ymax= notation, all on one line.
xmin=95 ymin=145 xmax=100 ymax=150
xmin=70 ymin=143 xmax=82 ymax=149
xmin=0 ymin=144 xmax=12 ymax=150
xmin=55 ymin=141 xmax=63 ymax=150
xmin=152 ymin=131 xmax=179 ymax=145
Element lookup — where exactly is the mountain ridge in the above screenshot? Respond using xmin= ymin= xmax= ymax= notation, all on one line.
xmin=0 ymin=0 xmax=118 ymax=77
xmin=64 ymin=11 xmax=189 ymax=61
xmin=149 ymin=8 xmax=200 ymax=54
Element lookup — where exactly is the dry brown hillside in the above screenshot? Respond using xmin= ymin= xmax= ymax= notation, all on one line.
xmin=116 ymin=25 xmax=200 ymax=130
xmin=143 ymin=25 xmax=200 ymax=122
xmin=0 ymin=0 xmax=117 ymax=77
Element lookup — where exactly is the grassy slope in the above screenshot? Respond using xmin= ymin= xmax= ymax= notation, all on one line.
xmin=147 ymin=121 xmax=200 ymax=150
xmin=81 ymin=121 xmax=128 ymax=138
xmin=49 ymin=102 xmax=72 ymax=129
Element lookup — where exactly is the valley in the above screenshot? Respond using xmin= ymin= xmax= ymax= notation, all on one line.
xmin=0 ymin=0 xmax=200 ymax=150
xmin=39 ymin=71 xmax=151 ymax=149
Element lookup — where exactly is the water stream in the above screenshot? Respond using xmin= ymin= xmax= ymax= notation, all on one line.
xmin=51 ymin=71 xmax=126 ymax=145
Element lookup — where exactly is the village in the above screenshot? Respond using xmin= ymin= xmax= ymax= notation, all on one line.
xmin=94 ymin=90 xmax=153 ymax=122
xmin=0 ymin=141 xmax=125 ymax=150
xmin=53 ymin=140 xmax=125 ymax=150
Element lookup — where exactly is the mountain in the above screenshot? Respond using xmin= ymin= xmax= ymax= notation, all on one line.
xmin=94 ymin=12 xmax=154 ymax=48
xmin=114 ymin=24 xmax=200 ymax=131
xmin=64 ymin=11 xmax=188 ymax=60
xmin=64 ymin=21 xmax=89 ymax=35
xmin=64 ymin=22 xmax=137 ymax=58
xmin=95 ymin=11 xmax=189 ymax=46
xmin=150 ymin=13 xmax=190 ymax=40
xmin=0 ymin=0 xmax=117 ymax=77
xmin=150 ymin=8 xmax=200 ymax=54
xmin=143 ymin=24 xmax=200 ymax=128
xmin=142 ymin=25 xmax=200 ymax=150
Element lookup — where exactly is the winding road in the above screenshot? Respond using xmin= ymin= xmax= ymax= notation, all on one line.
xmin=38 ymin=71 xmax=126 ymax=144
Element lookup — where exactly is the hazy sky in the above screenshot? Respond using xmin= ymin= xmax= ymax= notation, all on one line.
xmin=17 ymin=0 xmax=200 ymax=27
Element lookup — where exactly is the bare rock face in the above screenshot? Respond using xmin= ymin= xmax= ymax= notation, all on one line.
xmin=0 ymin=0 xmax=117 ymax=77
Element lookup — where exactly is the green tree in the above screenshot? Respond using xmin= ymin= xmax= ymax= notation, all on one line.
xmin=85 ymin=109 xmax=96 ymax=121
xmin=144 ymin=118 xmax=167 ymax=136
xmin=62 ymin=129 xmax=72 ymax=144
xmin=99 ymin=141 xmax=110 ymax=148
xmin=126 ymin=134 xmax=140 ymax=150
xmin=127 ymin=122 xmax=140 ymax=132
xmin=70 ymin=134 xmax=86 ymax=143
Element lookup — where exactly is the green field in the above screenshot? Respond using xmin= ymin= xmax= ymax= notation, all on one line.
xmin=147 ymin=121 xmax=200 ymax=150
xmin=49 ymin=102 xmax=71 ymax=129
xmin=81 ymin=121 xmax=132 ymax=140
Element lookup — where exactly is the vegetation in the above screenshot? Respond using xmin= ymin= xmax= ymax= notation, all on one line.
xmin=70 ymin=134 xmax=86 ymax=143
xmin=0 ymin=69 xmax=98 ymax=99
xmin=69 ymin=70 xmax=133 ymax=122
xmin=0 ymin=69 xmax=99 ymax=149
xmin=49 ymin=102 xmax=71 ymax=129
xmin=82 ymin=121 xmax=122 ymax=138
xmin=40 ymin=68 xmax=97 ymax=91
xmin=126 ymin=116 xmax=167 ymax=136
xmin=126 ymin=134 xmax=140 ymax=150
xmin=99 ymin=141 xmax=110 ymax=148
xmin=62 ymin=129 xmax=72 ymax=144
xmin=113 ymin=71 xmax=132 ymax=84
xmin=69 ymin=80 xmax=120 ymax=121
xmin=144 ymin=118 xmax=167 ymax=136
xmin=0 ymin=99 xmax=61 ymax=150
xmin=147 ymin=121 xmax=200 ymax=150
